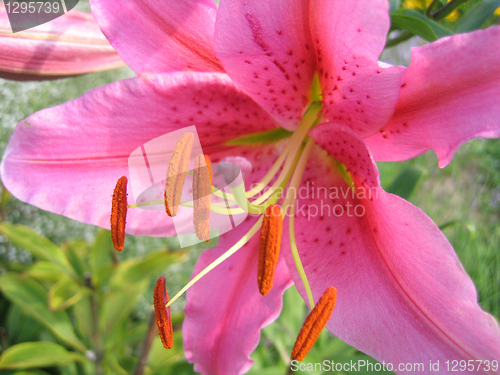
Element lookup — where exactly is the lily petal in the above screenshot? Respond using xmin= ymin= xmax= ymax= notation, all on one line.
xmin=90 ymin=0 xmax=223 ymax=75
xmin=0 ymin=4 xmax=124 ymax=79
xmin=183 ymin=217 xmax=292 ymax=375
xmin=364 ymin=26 xmax=500 ymax=167
xmin=214 ymin=0 xmax=315 ymax=130
xmin=0 ymin=71 xmax=279 ymax=236
xmin=309 ymin=0 xmax=402 ymax=137
xmin=282 ymin=123 xmax=500 ymax=371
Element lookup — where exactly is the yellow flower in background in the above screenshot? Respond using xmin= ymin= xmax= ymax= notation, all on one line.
xmin=403 ymin=0 xmax=460 ymax=22
xmin=403 ymin=0 xmax=426 ymax=9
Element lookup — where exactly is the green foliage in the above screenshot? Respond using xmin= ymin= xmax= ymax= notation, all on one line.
xmin=391 ymin=9 xmax=454 ymax=39
xmin=0 ymin=226 xmax=188 ymax=375
xmin=453 ymin=0 xmax=500 ymax=32
xmin=0 ymin=342 xmax=84 ymax=370
xmin=386 ymin=0 xmax=499 ymax=48
xmin=385 ymin=166 xmax=424 ymax=200
xmin=0 ymin=223 xmax=73 ymax=273
xmin=0 ymin=273 xmax=86 ymax=352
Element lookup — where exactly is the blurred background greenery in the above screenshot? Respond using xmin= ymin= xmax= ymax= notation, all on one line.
xmin=0 ymin=0 xmax=499 ymax=374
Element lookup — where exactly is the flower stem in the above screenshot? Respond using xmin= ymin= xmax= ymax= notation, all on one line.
xmin=132 ymin=311 xmax=158 ymax=375
xmin=86 ymin=275 xmax=104 ymax=375
xmin=427 ymin=0 xmax=469 ymax=20
xmin=385 ymin=31 xmax=413 ymax=48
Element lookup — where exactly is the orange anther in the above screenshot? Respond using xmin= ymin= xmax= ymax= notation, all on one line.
xmin=110 ymin=176 xmax=127 ymax=251
xmin=291 ymin=287 xmax=337 ymax=361
xmin=164 ymin=132 xmax=194 ymax=217
xmin=193 ymin=154 xmax=211 ymax=241
xmin=204 ymin=155 xmax=213 ymax=186
xmin=257 ymin=205 xmax=282 ymax=296
xmin=154 ymin=276 xmax=174 ymax=349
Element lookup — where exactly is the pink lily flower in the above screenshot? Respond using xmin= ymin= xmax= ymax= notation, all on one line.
xmin=2 ymin=0 xmax=500 ymax=374
xmin=0 ymin=4 xmax=124 ymax=80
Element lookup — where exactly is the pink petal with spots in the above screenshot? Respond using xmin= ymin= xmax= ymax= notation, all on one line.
xmin=364 ymin=27 xmax=500 ymax=167
xmin=89 ymin=0 xmax=223 ymax=74
xmin=184 ymin=217 xmax=292 ymax=375
xmin=0 ymin=71 xmax=280 ymax=236
xmin=282 ymin=123 xmax=500 ymax=372
xmin=309 ymin=0 xmax=402 ymax=137
xmin=0 ymin=5 xmax=124 ymax=80
xmin=214 ymin=0 xmax=316 ymax=130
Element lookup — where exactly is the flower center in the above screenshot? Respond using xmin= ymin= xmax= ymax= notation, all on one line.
xmin=110 ymin=100 xmax=337 ymax=360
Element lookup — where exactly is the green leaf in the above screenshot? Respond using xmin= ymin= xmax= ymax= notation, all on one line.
xmin=26 ymin=261 xmax=68 ymax=283
xmin=0 ymin=223 xmax=71 ymax=271
xmin=386 ymin=166 xmax=423 ymax=200
xmin=454 ymin=0 xmax=500 ymax=33
xmin=393 ymin=9 xmax=454 ymax=38
xmin=388 ymin=0 xmax=401 ymax=14
xmin=100 ymin=281 xmax=148 ymax=343
xmin=89 ymin=229 xmax=115 ymax=287
xmin=109 ymin=250 xmax=186 ymax=288
xmin=62 ymin=239 xmax=89 ymax=280
xmin=148 ymin=333 xmax=190 ymax=375
xmin=0 ymin=273 xmax=86 ymax=352
xmin=391 ymin=14 xmax=438 ymax=41
xmin=1 ymin=185 xmax=12 ymax=208
xmin=102 ymin=355 xmax=129 ymax=375
xmin=59 ymin=362 xmax=79 ymax=375
xmin=439 ymin=220 xmax=476 ymax=240
xmin=48 ymin=276 xmax=90 ymax=311
xmin=72 ymin=297 xmax=93 ymax=346
xmin=7 ymin=305 xmax=44 ymax=344
xmin=0 ymin=342 xmax=83 ymax=370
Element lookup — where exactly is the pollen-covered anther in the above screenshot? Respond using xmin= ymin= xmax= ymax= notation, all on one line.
xmin=204 ymin=155 xmax=213 ymax=186
xmin=291 ymin=286 xmax=337 ymax=361
xmin=257 ymin=205 xmax=282 ymax=296
xmin=193 ymin=154 xmax=211 ymax=241
xmin=154 ymin=276 xmax=174 ymax=349
xmin=110 ymin=176 xmax=128 ymax=251
xmin=164 ymin=132 xmax=194 ymax=217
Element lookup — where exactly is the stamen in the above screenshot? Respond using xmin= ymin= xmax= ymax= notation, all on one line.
xmin=252 ymin=141 xmax=305 ymax=206
xmin=193 ymin=154 xmax=211 ymax=241
xmin=110 ymin=176 xmax=128 ymax=251
xmin=291 ymin=287 xmax=337 ymax=361
xmin=258 ymin=205 xmax=282 ymax=296
xmin=154 ymin=276 xmax=174 ymax=349
xmin=166 ymin=216 xmax=264 ymax=308
xmin=164 ymin=132 xmax=194 ymax=217
xmin=246 ymin=102 xmax=322 ymax=199
xmin=283 ymin=138 xmax=316 ymax=308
